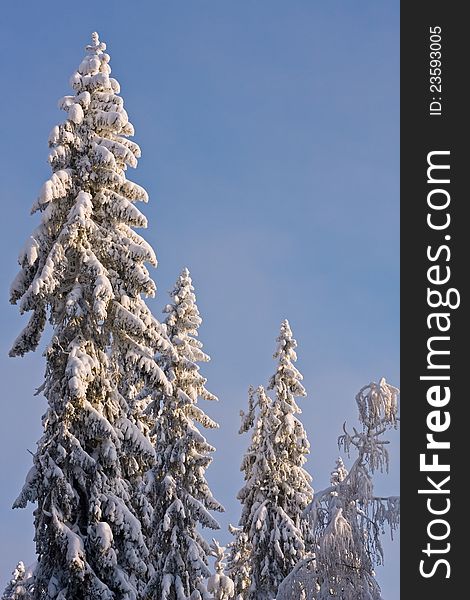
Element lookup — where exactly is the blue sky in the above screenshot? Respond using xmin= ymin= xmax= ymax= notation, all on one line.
xmin=0 ymin=0 xmax=399 ymax=596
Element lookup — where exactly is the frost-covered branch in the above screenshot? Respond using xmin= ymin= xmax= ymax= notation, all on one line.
xmin=301 ymin=378 xmax=400 ymax=600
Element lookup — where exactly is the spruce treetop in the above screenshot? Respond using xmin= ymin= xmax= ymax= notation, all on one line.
xmin=163 ymin=268 xmax=216 ymax=386
xmin=330 ymin=457 xmax=348 ymax=486
xmin=268 ymin=319 xmax=306 ymax=414
xmin=207 ymin=540 xmax=235 ymax=600
xmin=10 ymin=30 xmax=170 ymax=364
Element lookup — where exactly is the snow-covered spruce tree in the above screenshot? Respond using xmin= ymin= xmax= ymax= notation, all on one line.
xmin=2 ymin=562 xmax=34 ymax=600
xmin=266 ymin=321 xmax=313 ymax=530
xmin=303 ymin=378 xmax=400 ymax=600
xmin=228 ymin=385 xmax=276 ymax=599
xmin=229 ymin=320 xmax=313 ymax=600
xmin=9 ymin=32 xmax=172 ymax=600
xmin=226 ymin=525 xmax=252 ymax=600
xmin=207 ymin=540 xmax=235 ymax=600
xmin=144 ymin=269 xmax=224 ymax=600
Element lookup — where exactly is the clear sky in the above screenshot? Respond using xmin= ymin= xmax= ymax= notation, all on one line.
xmin=0 ymin=0 xmax=399 ymax=596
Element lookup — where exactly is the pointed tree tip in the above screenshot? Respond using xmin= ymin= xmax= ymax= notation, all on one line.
xmin=86 ymin=31 xmax=106 ymax=54
xmin=176 ymin=267 xmax=192 ymax=287
xmin=281 ymin=318 xmax=291 ymax=330
xmin=279 ymin=318 xmax=293 ymax=338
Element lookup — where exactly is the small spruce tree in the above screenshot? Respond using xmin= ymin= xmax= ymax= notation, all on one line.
xmin=2 ymin=563 xmax=33 ymax=600
xmin=207 ymin=540 xmax=235 ymax=600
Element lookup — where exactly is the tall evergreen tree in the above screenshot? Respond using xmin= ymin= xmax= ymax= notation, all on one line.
xmin=266 ymin=319 xmax=313 ymax=529
xmin=9 ymin=32 xmax=171 ymax=600
xmin=304 ymin=378 xmax=400 ymax=600
xmin=229 ymin=321 xmax=313 ymax=600
xmin=144 ymin=269 xmax=224 ymax=600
